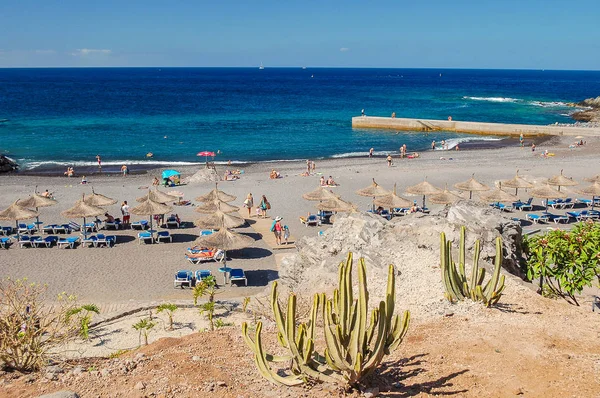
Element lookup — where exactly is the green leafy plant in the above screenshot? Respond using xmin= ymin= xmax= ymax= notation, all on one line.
xmin=132 ymin=318 xmax=156 ymax=346
xmin=215 ymin=319 xmax=232 ymax=329
xmin=525 ymin=221 xmax=600 ymax=306
xmin=440 ymin=227 xmax=505 ymax=307
xmin=192 ymin=275 xmax=218 ymax=306
xmin=200 ymin=302 xmax=216 ymax=331
xmin=242 ymin=253 xmax=410 ymax=388
xmin=0 ymin=278 xmax=81 ymax=371
xmin=156 ymin=303 xmax=178 ymax=330
xmin=108 ymin=349 xmax=130 ymax=359
xmin=66 ymin=304 xmax=101 ymax=340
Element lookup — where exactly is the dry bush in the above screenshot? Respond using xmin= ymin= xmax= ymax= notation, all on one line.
xmin=0 ymin=278 xmax=81 ymax=372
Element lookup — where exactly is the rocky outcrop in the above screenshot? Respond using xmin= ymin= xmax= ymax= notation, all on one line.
xmin=0 ymin=155 xmax=18 ymax=173
xmin=278 ymin=201 xmax=524 ymax=319
xmin=572 ymin=96 xmax=600 ymax=122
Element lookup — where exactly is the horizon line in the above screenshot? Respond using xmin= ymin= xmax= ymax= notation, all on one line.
xmin=0 ymin=66 xmax=599 ymax=72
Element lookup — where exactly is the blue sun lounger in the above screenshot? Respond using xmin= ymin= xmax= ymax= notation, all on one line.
xmin=18 ymin=223 xmax=37 ymax=235
xmin=0 ymin=237 xmax=11 ymax=249
xmin=132 ymin=220 xmax=149 ymax=230
xmin=513 ymin=198 xmax=533 ymax=211
xmin=104 ymin=220 xmax=122 ymax=230
xmin=174 ymin=270 xmax=193 ymax=288
xmin=58 ymin=236 xmax=80 ymax=249
xmin=543 ymin=213 xmax=569 ymax=224
xmin=525 ymin=214 xmax=549 ymax=224
xmin=96 ymin=234 xmax=116 ymax=247
xmin=195 ymin=270 xmax=212 ymax=281
xmin=138 ymin=231 xmax=153 ymax=244
xmin=32 ymin=236 xmax=58 ymax=248
xmin=0 ymin=226 xmax=13 ymax=236
xmin=156 ymin=231 xmax=172 ymax=243
xmin=229 ymin=268 xmax=247 ymax=286
xmin=18 ymin=235 xmax=38 ymax=248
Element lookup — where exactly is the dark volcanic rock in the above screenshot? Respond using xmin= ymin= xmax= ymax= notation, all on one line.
xmin=0 ymin=154 xmax=18 ymax=173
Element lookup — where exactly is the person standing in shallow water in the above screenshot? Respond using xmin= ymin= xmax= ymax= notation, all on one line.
xmin=96 ymin=154 xmax=102 ymax=170
xmin=369 ymin=148 xmax=374 ymax=158
xmin=387 ymin=154 xmax=393 ymax=167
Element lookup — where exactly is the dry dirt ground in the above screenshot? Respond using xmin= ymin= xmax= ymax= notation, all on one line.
xmin=1 ymin=287 xmax=599 ymax=398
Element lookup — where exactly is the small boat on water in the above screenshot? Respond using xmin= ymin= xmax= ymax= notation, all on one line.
xmin=0 ymin=119 xmax=8 ymax=123
xmin=302 ymin=66 xmax=307 ymax=70
xmin=259 ymin=62 xmax=264 ymax=70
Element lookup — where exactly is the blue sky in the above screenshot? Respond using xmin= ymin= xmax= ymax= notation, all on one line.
xmin=1 ymin=0 xmax=599 ymax=69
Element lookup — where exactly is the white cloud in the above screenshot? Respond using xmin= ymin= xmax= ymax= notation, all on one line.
xmin=71 ymin=48 xmax=111 ymax=56
xmin=35 ymin=49 xmax=56 ymax=55
xmin=339 ymin=47 xmax=350 ymax=52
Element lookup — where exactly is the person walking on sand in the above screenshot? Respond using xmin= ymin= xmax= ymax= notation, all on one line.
xmin=260 ymin=195 xmax=270 ymax=218
xmin=121 ymin=164 xmax=128 ymax=177
xmin=283 ymin=225 xmax=290 ymax=244
xmin=531 ymin=142 xmax=536 ymax=152
xmin=243 ymin=193 xmax=254 ymax=217
xmin=387 ymin=154 xmax=393 ymax=167
xmin=519 ymin=133 xmax=524 ymax=147
xmin=431 ymin=140 xmax=436 ymax=150
xmin=369 ymin=148 xmax=374 ymax=158
xmin=270 ymin=216 xmax=283 ymax=245
xmin=121 ymin=201 xmax=131 ymax=227
xmin=96 ymin=155 xmax=102 ymax=170
xmin=306 ymin=160 xmax=311 ymax=175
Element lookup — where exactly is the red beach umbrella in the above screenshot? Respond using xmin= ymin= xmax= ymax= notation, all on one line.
xmin=197 ymin=151 xmax=216 ymax=167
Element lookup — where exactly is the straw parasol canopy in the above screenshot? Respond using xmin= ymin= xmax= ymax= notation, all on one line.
xmin=195 ymin=199 xmax=240 ymax=214
xmin=547 ymin=169 xmax=578 ymax=191
xmin=195 ymin=184 xmax=236 ymax=203
xmin=316 ymin=197 xmax=357 ymax=212
xmin=502 ymin=170 xmax=534 ymax=194
xmin=479 ymin=183 xmax=518 ymax=203
xmin=193 ymin=228 xmax=254 ymax=251
xmin=0 ymin=200 xmax=39 ymax=241
xmin=20 ymin=192 xmax=58 ymax=226
xmin=194 ymin=209 xmax=245 ymax=230
xmin=131 ymin=196 xmax=174 ymax=235
xmin=356 ymin=179 xmax=390 ymax=198
xmin=454 ymin=174 xmax=489 ymax=199
xmin=406 ymin=178 xmax=442 ymax=208
xmin=373 ymin=184 xmax=412 ymax=209
xmin=61 ymin=197 xmax=106 ymax=240
xmin=578 ymin=182 xmax=600 ymax=210
xmin=302 ymin=186 xmax=340 ymax=202
xmin=430 ymin=186 xmax=462 ymax=205
xmin=19 ymin=194 xmax=56 ymax=209
xmin=136 ymin=188 xmax=175 ymax=204
xmin=584 ymin=175 xmax=600 ymax=183
xmin=84 ymin=190 xmax=117 ymax=207
xmin=530 ymin=184 xmax=567 ymax=211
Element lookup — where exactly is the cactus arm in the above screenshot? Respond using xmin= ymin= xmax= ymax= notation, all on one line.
xmin=306 ymin=293 xmax=320 ymax=340
xmin=469 ymin=239 xmax=481 ymax=288
xmin=241 ymin=322 xmax=291 ymax=362
xmin=323 ymin=300 xmax=349 ymax=371
xmin=385 ymin=264 xmax=396 ymax=327
xmin=387 ymin=310 xmax=410 ymax=352
xmin=362 ymin=302 xmax=389 ymax=372
xmin=458 ymin=226 xmax=466 ymax=284
xmin=343 ymin=253 xmax=354 ymax=335
xmin=270 ymin=282 xmax=290 ymax=348
xmin=484 ymin=237 xmax=504 ymax=297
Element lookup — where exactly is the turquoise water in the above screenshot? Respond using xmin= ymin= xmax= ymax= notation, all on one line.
xmin=0 ymin=68 xmax=599 ymax=170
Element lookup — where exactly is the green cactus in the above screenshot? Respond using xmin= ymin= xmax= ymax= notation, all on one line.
xmin=241 ymin=253 xmax=410 ymax=387
xmin=440 ymin=226 xmax=506 ymax=307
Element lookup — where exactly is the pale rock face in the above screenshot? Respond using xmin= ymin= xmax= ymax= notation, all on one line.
xmin=276 ymin=201 xmax=522 ymax=320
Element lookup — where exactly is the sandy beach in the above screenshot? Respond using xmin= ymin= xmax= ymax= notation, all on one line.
xmin=1 ymin=134 xmax=599 ymax=307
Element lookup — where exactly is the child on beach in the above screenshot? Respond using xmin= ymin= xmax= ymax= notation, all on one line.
xmin=81 ymin=175 xmax=87 ymax=184
xmin=283 ymin=225 xmax=290 ymax=244
xmin=121 ymin=165 xmax=128 ymax=176
xmin=387 ymin=155 xmax=393 ymax=167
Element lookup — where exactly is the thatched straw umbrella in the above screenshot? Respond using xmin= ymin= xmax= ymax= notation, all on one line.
xmin=502 ymin=170 xmax=534 ymax=195
xmin=430 ymin=185 xmax=461 ymax=205
xmin=530 ymin=184 xmax=567 ymax=212
xmin=406 ymin=178 xmax=442 ymax=209
xmin=373 ymin=184 xmax=412 ymax=209
xmin=584 ymin=175 xmax=600 ymax=183
xmin=479 ymin=183 xmax=518 ymax=204
xmin=19 ymin=192 xmax=57 ymax=226
xmin=136 ymin=188 xmax=174 ymax=204
xmin=195 ymin=199 xmax=240 ymax=214
xmin=0 ymin=200 xmax=39 ymax=241
xmin=194 ymin=209 xmax=245 ymax=230
xmin=316 ymin=197 xmax=357 ymax=213
xmin=196 ymin=183 xmax=236 ymax=203
xmin=193 ymin=229 xmax=254 ymax=282
xmin=130 ymin=196 xmax=173 ymax=239
xmin=61 ymin=197 xmax=105 ymax=240
xmin=84 ymin=188 xmax=117 ymax=207
xmin=302 ymin=186 xmax=340 ymax=202
xmin=356 ymin=179 xmax=390 ymax=210
xmin=547 ymin=169 xmax=578 ymax=192
xmin=578 ymin=182 xmax=600 ymax=210
xmin=454 ymin=174 xmax=489 ymax=199
xmin=167 ymin=190 xmax=184 ymax=205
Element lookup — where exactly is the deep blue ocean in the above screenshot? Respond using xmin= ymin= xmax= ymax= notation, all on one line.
xmin=1 ymin=68 xmax=599 ymax=170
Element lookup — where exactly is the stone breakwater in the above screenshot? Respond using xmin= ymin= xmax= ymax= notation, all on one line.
xmin=352 ymin=116 xmax=600 ymax=137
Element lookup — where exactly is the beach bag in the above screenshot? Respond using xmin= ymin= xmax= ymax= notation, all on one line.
xmin=266 ymin=201 xmax=271 ymax=210
xmin=243 ymin=199 xmax=251 ymax=207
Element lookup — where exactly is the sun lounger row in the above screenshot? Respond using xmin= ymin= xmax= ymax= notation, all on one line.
xmin=174 ymin=268 xmax=247 ymax=288
xmin=137 ymin=231 xmax=172 ymax=244
xmin=9 ymin=235 xmax=80 ymax=249
xmin=82 ymin=234 xmax=117 ymax=247
xmin=543 ymin=198 xmax=575 ymax=209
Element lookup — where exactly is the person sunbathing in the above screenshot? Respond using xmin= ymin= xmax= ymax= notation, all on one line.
xmin=270 ymin=169 xmax=281 ymax=179
xmin=320 ymin=176 xmax=326 ymax=186
xmin=326 ymin=176 xmax=337 ymax=186
xmin=186 ymin=247 xmax=218 ymax=257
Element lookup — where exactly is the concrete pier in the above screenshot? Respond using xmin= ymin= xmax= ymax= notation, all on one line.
xmin=352 ymin=116 xmax=600 ymax=137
